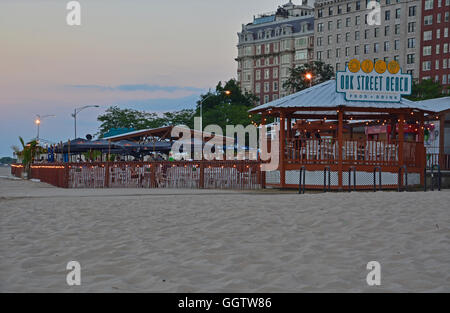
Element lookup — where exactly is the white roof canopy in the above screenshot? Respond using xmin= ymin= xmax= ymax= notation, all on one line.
xmin=249 ymin=80 xmax=434 ymax=113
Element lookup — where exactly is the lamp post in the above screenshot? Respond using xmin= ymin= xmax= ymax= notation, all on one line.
xmin=305 ymin=73 xmax=313 ymax=87
xmin=199 ymin=90 xmax=231 ymax=132
xmin=71 ymin=105 xmax=100 ymax=139
xmin=35 ymin=114 xmax=55 ymax=141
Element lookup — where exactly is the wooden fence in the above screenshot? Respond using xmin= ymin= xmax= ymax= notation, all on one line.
xmin=11 ymin=161 xmax=263 ymax=190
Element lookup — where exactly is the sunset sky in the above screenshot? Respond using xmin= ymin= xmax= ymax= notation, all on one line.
xmin=0 ymin=0 xmax=285 ymax=156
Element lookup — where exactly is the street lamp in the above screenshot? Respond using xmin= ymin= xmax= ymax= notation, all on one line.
xmin=305 ymin=73 xmax=313 ymax=87
xmin=35 ymin=114 xmax=55 ymax=141
xmin=199 ymin=90 xmax=231 ymax=132
xmin=71 ymin=105 xmax=100 ymax=139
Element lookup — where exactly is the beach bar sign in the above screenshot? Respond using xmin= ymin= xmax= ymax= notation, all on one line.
xmin=337 ymin=59 xmax=412 ymax=102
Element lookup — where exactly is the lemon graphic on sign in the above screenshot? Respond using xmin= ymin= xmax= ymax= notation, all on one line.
xmin=374 ymin=60 xmax=387 ymax=74
xmin=348 ymin=59 xmax=360 ymax=73
xmin=388 ymin=60 xmax=400 ymax=74
xmin=361 ymin=60 xmax=374 ymax=73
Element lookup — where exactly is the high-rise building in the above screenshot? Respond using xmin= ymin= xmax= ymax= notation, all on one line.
xmin=419 ymin=0 xmax=450 ymax=91
xmin=314 ymin=0 xmax=422 ymax=79
xmin=236 ymin=1 xmax=315 ymax=104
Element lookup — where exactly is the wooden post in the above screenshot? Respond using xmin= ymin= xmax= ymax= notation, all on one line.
xmin=104 ymin=163 xmax=110 ymax=188
xmin=398 ymin=113 xmax=405 ymax=188
xmin=337 ymin=108 xmax=344 ymax=190
xmin=279 ymin=112 xmax=286 ymax=188
xmin=260 ymin=113 xmax=266 ymax=189
xmin=418 ymin=112 xmax=425 ymax=186
xmin=199 ymin=162 xmax=205 ymax=189
xmin=286 ymin=115 xmax=292 ymax=140
xmin=398 ymin=114 xmax=405 ymax=167
xmin=439 ymin=113 xmax=445 ymax=169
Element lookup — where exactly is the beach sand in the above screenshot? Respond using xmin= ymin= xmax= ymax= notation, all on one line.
xmin=0 ymin=166 xmax=449 ymax=292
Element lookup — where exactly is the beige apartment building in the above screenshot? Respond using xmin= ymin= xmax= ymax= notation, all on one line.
xmin=236 ymin=1 xmax=315 ymax=104
xmin=314 ymin=0 xmax=422 ymax=79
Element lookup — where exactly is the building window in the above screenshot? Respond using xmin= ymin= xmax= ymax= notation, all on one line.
xmin=424 ymin=15 xmax=433 ymax=25
xmin=346 ymin=17 xmax=351 ymax=27
xmin=329 ymin=7 xmax=334 ymax=16
xmin=394 ymin=40 xmax=400 ymax=50
xmin=355 ymin=16 xmax=360 ymax=25
xmin=317 ymin=37 xmax=323 ymax=46
xmin=328 ymin=21 xmax=333 ymax=31
xmin=318 ymin=9 xmax=323 ymax=18
xmin=364 ymin=44 xmax=370 ymax=54
xmin=264 ymin=95 xmax=269 ymax=104
xmin=436 ymin=60 xmax=440 ymax=70
xmin=328 ymin=35 xmax=332 ymax=44
xmin=264 ymin=69 xmax=270 ymax=79
xmin=374 ymin=43 xmax=379 ymax=53
xmin=395 ymin=24 xmax=400 ymax=35
xmin=338 ymin=5 xmax=342 ymax=14
xmin=295 ymin=50 xmax=308 ymax=60
xmin=425 ymin=0 xmax=433 ymax=10
xmin=423 ymin=46 xmax=432 ymax=56
xmin=345 ymin=47 xmax=350 ymax=56
xmin=385 ymin=26 xmax=390 ymax=36
xmin=336 ymin=34 xmax=341 ymax=43
xmin=273 ymin=81 xmax=278 ymax=92
xmin=317 ymin=51 xmax=323 ymax=60
xmin=374 ymin=27 xmax=379 ymax=38
xmin=424 ymin=31 xmax=433 ymax=41
xmin=355 ymin=31 xmax=360 ymax=40
xmin=408 ymin=22 xmax=415 ymax=33
xmin=337 ymin=19 xmax=342 ymax=29
xmin=336 ymin=48 xmax=341 ymax=58
xmin=407 ymin=38 xmax=415 ymax=49
xmin=407 ymin=54 xmax=415 ymax=64
xmin=356 ymin=1 xmax=361 ymax=10
xmin=347 ymin=3 xmax=352 ymax=12
xmin=365 ymin=29 xmax=370 ymax=39
xmin=385 ymin=10 xmax=390 ymax=21
xmin=264 ymin=82 xmax=270 ymax=92
xmin=422 ymin=61 xmax=431 ymax=71
xmin=408 ymin=6 xmax=416 ymax=16
xmin=395 ymin=8 xmax=401 ymax=19
xmin=384 ymin=41 xmax=390 ymax=52
xmin=436 ymin=44 xmax=440 ymax=54
xmin=317 ymin=23 xmax=323 ymax=32
xmin=255 ymin=83 xmax=260 ymax=93
xmin=346 ymin=32 xmax=350 ymax=42
xmin=355 ymin=45 xmax=360 ymax=55
xmin=256 ymin=70 xmax=261 ymax=80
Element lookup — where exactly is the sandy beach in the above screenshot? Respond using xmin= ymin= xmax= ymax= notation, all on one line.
xmin=0 ymin=166 xmax=449 ymax=292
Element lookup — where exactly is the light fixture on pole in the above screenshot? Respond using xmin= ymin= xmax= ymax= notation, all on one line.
xmin=35 ymin=114 xmax=55 ymax=141
xmin=71 ymin=105 xmax=100 ymax=139
xmin=305 ymin=73 xmax=313 ymax=87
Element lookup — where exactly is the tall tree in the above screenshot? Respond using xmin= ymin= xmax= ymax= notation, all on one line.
xmin=194 ymin=79 xmax=260 ymax=130
xmin=283 ymin=61 xmax=335 ymax=93
xmin=97 ymin=107 xmax=195 ymax=138
xmin=405 ymin=79 xmax=446 ymax=101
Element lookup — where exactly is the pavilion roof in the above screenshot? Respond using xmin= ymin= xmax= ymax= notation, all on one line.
xmin=249 ymin=80 xmax=433 ymax=113
xmin=416 ymin=97 xmax=450 ymax=113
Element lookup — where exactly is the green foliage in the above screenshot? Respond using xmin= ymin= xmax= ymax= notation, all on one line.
xmin=405 ymin=79 xmax=446 ymax=101
xmin=0 ymin=157 xmax=16 ymax=164
xmin=283 ymin=61 xmax=335 ymax=93
xmin=97 ymin=107 xmax=195 ymax=138
xmin=82 ymin=150 xmax=102 ymax=162
xmin=13 ymin=137 xmax=44 ymax=178
xmin=194 ymin=79 xmax=260 ymax=130
xmin=97 ymin=79 xmax=260 ymax=137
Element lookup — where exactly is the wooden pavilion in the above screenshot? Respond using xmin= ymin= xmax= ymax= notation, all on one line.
xmin=250 ymin=79 xmax=435 ymax=190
